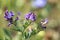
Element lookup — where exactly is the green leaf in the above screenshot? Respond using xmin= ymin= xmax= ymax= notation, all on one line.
xmin=0 ymin=28 xmax=5 ymax=40
xmin=5 ymin=35 xmax=11 ymax=40
xmin=12 ymin=27 xmax=20 ymax=31
xmin=12 ymin=24 xmax=24 ymax=32
xmin=23 ymin=20 xmax=31 ymax=28
xmin=3 ymin=28 xmax=11 ymax=38
xmin=24 ymin=32 xmax=29 ymax=39
xmin=31 ymin=29 xmax=36 ymax=35
xmin=12 ymin=26 xmax=24 ymax=32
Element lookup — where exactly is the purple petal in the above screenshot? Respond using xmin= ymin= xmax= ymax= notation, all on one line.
xmin=5 ymin=10 xmax=8 ymax=16
xmin=4 ymin=10 xmax=9 ymax=20
xmin=44 ymin=18 xmax=48 ymax=24
xmin=7 ymin=11 xmax=14 ymax=19
xmin=7 ymin=12 xmax=12 ymax=18
xmin=10 ymin=11 xmax=14 ymax=16
xmin=25 ymin=12 xmax=32 ymax=20
xmin=15 ymin=17 xmax=19 ymax=21
xmin=29 ymin=13 xmax=36 ymax=21
xmin=4 ymin=15 xmax=7 ymax=18
xmin=4 ymin=10 xmax=14 ymax=19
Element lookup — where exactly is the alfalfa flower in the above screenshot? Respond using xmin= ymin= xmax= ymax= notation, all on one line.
xmin=25 ymin=12 xmax=36 ymax=21
xmin=15 ymin=12 xmax=20 ymax=21
xmin=29 ymin=13 xmax=36 ymax=21
xmin=25 ymin=12 xmax=32 ymax=20
xmin=4 ymin=10 xmax=14 ymax=20
xmin=4 ymin=10 xmax=14 ymax=26
xmin=40 ymin=18 xmax=48 ymax=28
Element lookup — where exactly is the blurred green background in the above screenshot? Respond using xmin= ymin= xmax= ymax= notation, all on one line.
xmin=0 ymin=0 xmax=60 ymax=40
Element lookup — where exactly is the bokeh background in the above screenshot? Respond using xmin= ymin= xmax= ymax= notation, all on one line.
xmin=0 ymin=0 xmax=60 ymax=40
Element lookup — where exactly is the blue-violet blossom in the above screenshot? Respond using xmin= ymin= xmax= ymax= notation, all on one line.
xmin=4 ymin=10 xmax=14 ymax=26
xmin=25 ymin=12 xmax=36 ymax=21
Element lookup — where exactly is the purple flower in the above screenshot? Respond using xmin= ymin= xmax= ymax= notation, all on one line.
xmin=14 ymin=12 xmax=21 ymax=21
xmin=15 ymin=16 xmax=19 ymax=21
xmin=40 ymin=18 xmax=48 ymax=28
xmin=25 ymin=12 xmax=32 ymax=20
xmin=4 ymin=10 xmax=14 ymax=20
xmin=4 ymin=10 xmax=8 ymax=19
xmin=10 ymin=11 xmax=14 ymax=16
xmin=4 ymin=10 xmax=21 ymax=26
xmin=29 ymin=13 xmax=36 ymax=21
xmin=25 ymin=12 xmax=36 ymax=21
xmin=44 ymin=18 xmax=48 ymax=24
xmin=31 ymin=0 xmax=47 ymax=8
xmin=4 ymin=10 xmax=14 ymax=26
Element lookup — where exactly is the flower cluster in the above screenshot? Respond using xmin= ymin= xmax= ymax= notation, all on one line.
xmin=40 ymin=18 xmax=48 ymax=28
xmin=4 ymin=10 xmax=48 ymax=30
xmin=25 ymin=12 xmax=36 ymax=21
xmin=4 ymin=10 xmax=14 ymax=20
xmin=4 ymin=10 xmax=20 ymax=26
xmin=4 ymin=10 xmax=49 ymax=40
